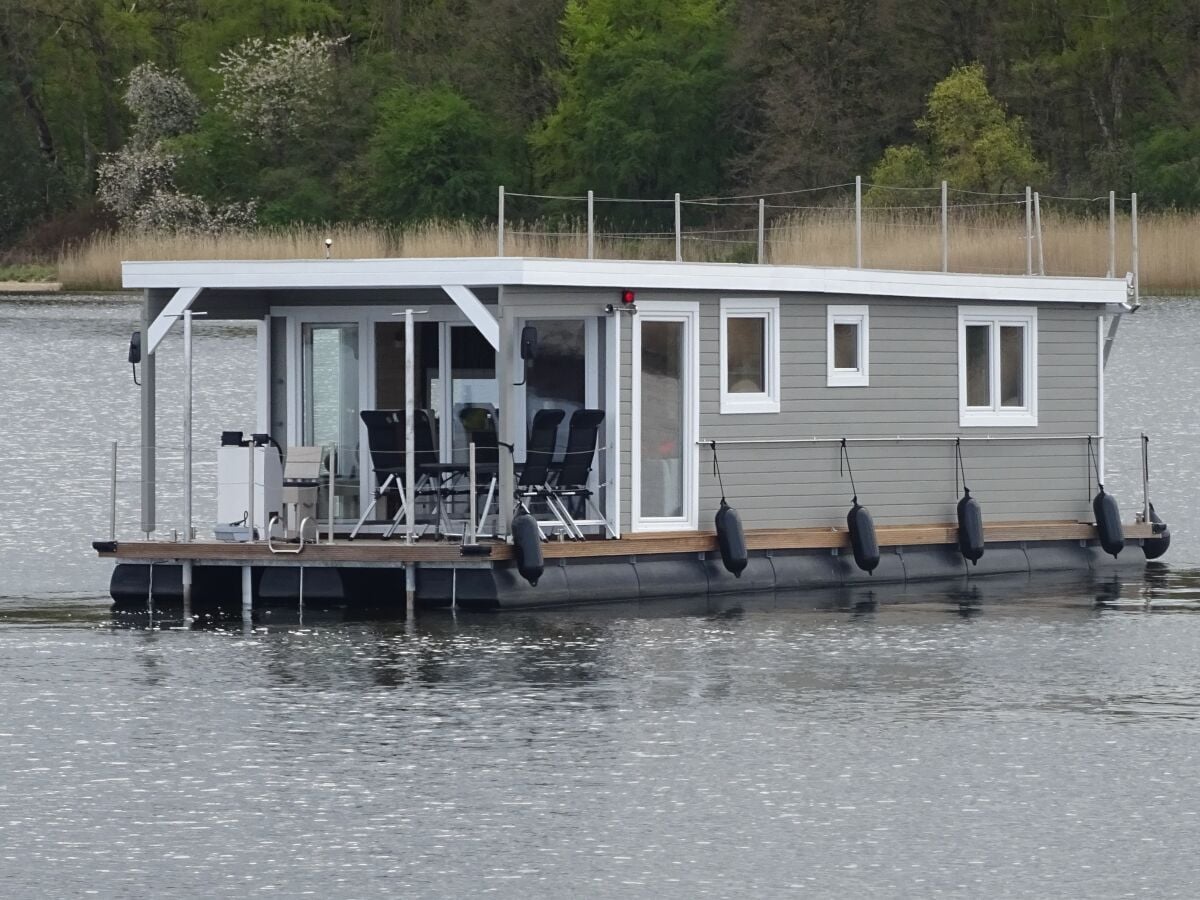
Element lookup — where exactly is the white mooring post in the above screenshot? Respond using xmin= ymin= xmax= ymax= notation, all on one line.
xmin=246 ymin=432 xmax=255 ymax=543
xmin=109 ymin=440 xmax=118 ymax=541
xmin=1131 ymin=192 xmax=1140 ymax=305
xmin=182 ymin=309 xmax=193 ymax=543
xmin=940 ymin=180 xmax=948 ymax=273
xmin=758 ymin=198 xmax=765 ymax=264
xmin=1034 ymin=191 xmax=1045 ymax=275
xmin=467 ymin=441 xmax=478 ymax=546
xmin=1108 ymin=190 xmax=1116 ymax=277
xmin=1025 ymin=186 xmax=1033 ymax=275
xmin=404 ymin=308 xmax=416 ymax=546
xmin=326 ymin=444 xmax=335 ymax=543
xmin=855 ymin=175 xmax=863 ymax=268
xmin=587 ymin=189 xmax=594 ymax=259
xmin=674 ymin=193 xmax=682 ymax=262
xmin=497 ymin=185 xmax=505 ymax=257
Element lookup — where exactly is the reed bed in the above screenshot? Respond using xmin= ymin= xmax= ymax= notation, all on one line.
xmin=56 ymin=210 xmax=1200 ymax=294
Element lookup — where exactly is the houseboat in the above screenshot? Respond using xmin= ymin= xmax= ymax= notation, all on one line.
xmin=98 ymin=255 xmax=1168 ymax=610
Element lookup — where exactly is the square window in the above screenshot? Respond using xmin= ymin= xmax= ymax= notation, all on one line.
xmin=719 ymin=298 xmax=779 ymax=414
xmin=959 ymin=307 xmax=1037 ymax=426
xmin=827 ymin=305 xmax=869 ymax=386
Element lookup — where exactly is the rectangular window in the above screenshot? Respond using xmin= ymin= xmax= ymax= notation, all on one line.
xmin=826 ymin=305 xmax=869 ymax=386
xmin=719 ymin=298 xmax=780 ymax=414
xmin=958 ymin=307 xmax=1038 ymax=426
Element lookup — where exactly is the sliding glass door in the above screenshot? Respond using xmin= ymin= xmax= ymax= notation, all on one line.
xmin=632 ymin=303 xmax=698 ymax=531
xmin=301 ymin=322 xmax=361 ymax=519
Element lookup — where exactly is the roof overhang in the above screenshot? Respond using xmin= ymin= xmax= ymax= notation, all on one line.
xmin=122 ymin=256 xmax=1130 ymax=305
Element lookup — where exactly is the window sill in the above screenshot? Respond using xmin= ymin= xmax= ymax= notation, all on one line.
xmin=827 ymin=372 xmax=869 ymax=387
xmin=720 ymin=396 xmax=780 ymax=415
xmin=959 ymin=409 xmax=1038 ymax=428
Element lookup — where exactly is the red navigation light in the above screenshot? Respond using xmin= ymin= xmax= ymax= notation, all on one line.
xmin=621 ymin=289 xmax=636 ymax=305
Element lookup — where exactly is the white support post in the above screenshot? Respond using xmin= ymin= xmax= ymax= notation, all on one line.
xmin=1034 ymin=191 xmax=1045 ymax=275
xmin=241 ymin=565 xmax=252 ymax=618
xmin=940 ymin=180 xmax=948 ymax=273
xmin=1131 ymin=192 xmax=1139 ymax=305
xmin=404 ymin=308 xmax=416 ymax=545
xmin=109 ymin=440 xmax=118 ymax=542
xmin=757 ymin=198 xmax=765 ymax=264
xmin=855 ymin=175 xmax=863 ymax=268
xmin=674 ymin=193 xmax=682 ymax=262
xmin=497 ymin=185 xmax=505 ymax=257
xmin=182 ymin=560 xmax=193 ymax=615
xmin=1108 ymin=190 xmax=1116 ymax=278
xmin=1025 ymin=186 xmax=1033 ymax=275
xmin=326 ymin=444 xmax=335 ymax=543
xmin=467 ymin=441 xmax=477 ymax=546
xmin=182 ymin=309 xmax=193 ymax=542
xmin=587 ymin=189 xmax=594 ymax=260
xmin=246 ymin=432 xmax=255 ymax=543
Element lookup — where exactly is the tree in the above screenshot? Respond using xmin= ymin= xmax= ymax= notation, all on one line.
xmin=361 ymin=83 xmax=510 ymax=223
xmin=867 ymin=63 xmax=1045 ymax=203
xmin=531 ymin=0 xmax=735 ymax=202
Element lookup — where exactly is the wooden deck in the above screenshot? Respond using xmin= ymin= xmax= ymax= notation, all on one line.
xmin=98 ymin=519 xmax=1155 ymax=566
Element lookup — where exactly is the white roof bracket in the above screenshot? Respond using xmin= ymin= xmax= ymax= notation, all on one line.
xmin=442 ymin=284 xmax=499 ymax=350
xmin=147 ymin=286 xmax=203 ymax=355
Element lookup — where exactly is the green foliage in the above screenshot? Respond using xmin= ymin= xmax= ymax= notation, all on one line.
xmin=362 ymin=84 xmax=511 ymax=223
xmin=532 ymin=0 xmax=734 ymax=201
xmin=1134 ymin=127 xmax=1200 ymax=209
xmin=868 ymin=64 xmax=1045 ymax=204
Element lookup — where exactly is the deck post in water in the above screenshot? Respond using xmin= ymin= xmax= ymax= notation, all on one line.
xmin=241 ymin=564 xmax=252 ymax=617
xmin=406 ymin=564 xmax=416 ymax=617
xmin=181 ymin=559 xmax=193 ymax=613
xmin=587 ymin=190 xmax=594 ymax=260
xmin=855 ymin=176 xmax=863 ymax=268
xmin=497 ymin=185 xmax=505 ymax=257
xmin=140 ymin=294 xmax=156 ymax=536
xmin=940 ymin=180 xmax=948 ymax=272
xmin=1108 ymin=190 xmax=1116 ymax=277
xmin=1131 ymin=192 xmax=1139 ymax=305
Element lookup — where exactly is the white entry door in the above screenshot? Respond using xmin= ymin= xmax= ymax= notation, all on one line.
xmin=631 ymin=302 xmax=698 ymax=531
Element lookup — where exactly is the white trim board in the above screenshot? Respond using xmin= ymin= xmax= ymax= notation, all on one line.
xmin=123 ymin=257 xmax=1130 ymax=306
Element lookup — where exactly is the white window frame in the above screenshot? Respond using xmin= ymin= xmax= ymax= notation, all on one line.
xmin=826 ymin=305 xmax=870 ymax=387
xmin=631 ymin=301 xmax=699 ymax=532
xmin=958 ymin=305 xmax=1038 ymax=427
xmin=719 ymin=297 xmax=780 ymax=414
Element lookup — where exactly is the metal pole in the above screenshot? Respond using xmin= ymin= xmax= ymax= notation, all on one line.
xmin=140 ymin=299 xmax=155 ymax=537
xmin=1141 ymin=433 xmax=1150 ymax=524
xmin=1034 ymin=191 xmax=1045 ymax=275
xmin=940 ymin=180 xmax=948 ymax=272
xmin=109 ymin=440 xmax=118 ymax=541
xmin=241 ymin=564 xmax=252 ymax=627
xmin=182 ymin=559 xmax=192 ymax=615
xmin=855 ymin=175 xmax=863 ymax=268
xmin=497 ymin=185 xmax=505 ymax=257
xmin=405 ymin=564 xmax=416 ymax=618
xmin=246 ymin=432 xmax=255 ymax=542
xmin=405 ymin=309 xmax=416 ymax=545
xmin=1025 ymin=186 xmax=1033 ymax=275
xmin=467 ymin=441 xmax=477 ymax=545
xmin=1131 ymin=191 xmax=1139 ymax=305
xmin=182 ymin=309 xmax=193 ymax=542
xmin=674 ymin=192 xmax=682 ymax=262
xmin=1108 ymin=190 xmax=1116 ymax=277
xmin=326 ymin=444 xmax=335 ymax=543
xmin=758 ymin=198 xmax=765 ymax=264
xmin=587 ymin=189 xmax=594 ymax=260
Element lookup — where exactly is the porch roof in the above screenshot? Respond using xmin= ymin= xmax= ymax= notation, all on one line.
xmin=122 ymin=256 xmax=1131 ymax=306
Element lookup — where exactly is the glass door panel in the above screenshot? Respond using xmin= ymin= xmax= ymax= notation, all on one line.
xmin=449 ymin=326 xmax=497 ymax=463
xmin=525 ymin=319 xmax=587 ymax=457
xmin=639 ymin=320 xmax=685 ymax=519
xmin=301 ymin=322 xmax=360 ymax=519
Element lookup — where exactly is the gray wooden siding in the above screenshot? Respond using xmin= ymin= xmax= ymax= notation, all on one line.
xmin=485 ymin=285 xmax=1103 ymax=533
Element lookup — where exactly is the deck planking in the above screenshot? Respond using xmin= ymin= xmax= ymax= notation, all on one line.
xmin=99 ymin=519 xmax=1156 ymax=566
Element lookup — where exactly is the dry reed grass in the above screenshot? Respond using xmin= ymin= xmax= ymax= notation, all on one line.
xmin=57 ymin=210 xmax=1199 ymax=293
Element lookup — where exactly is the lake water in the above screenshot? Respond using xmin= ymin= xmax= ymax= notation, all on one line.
xmin=1 ymin=294 xmax=1199 ymax=897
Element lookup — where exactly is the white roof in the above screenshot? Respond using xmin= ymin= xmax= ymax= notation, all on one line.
xmin=122 ymin=256 xmax=1130 ymax=305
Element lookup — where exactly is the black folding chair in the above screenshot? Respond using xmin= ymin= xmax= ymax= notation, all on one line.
xmin=545 ymin=409 xmax=614 ymax=539
xmin=459 ymin=406 xmax=500 ymax=535
xmin=351 ymin=409 xmax=438 ymax=539
xmin=515 ymin=409 xmax=566 ymax=538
